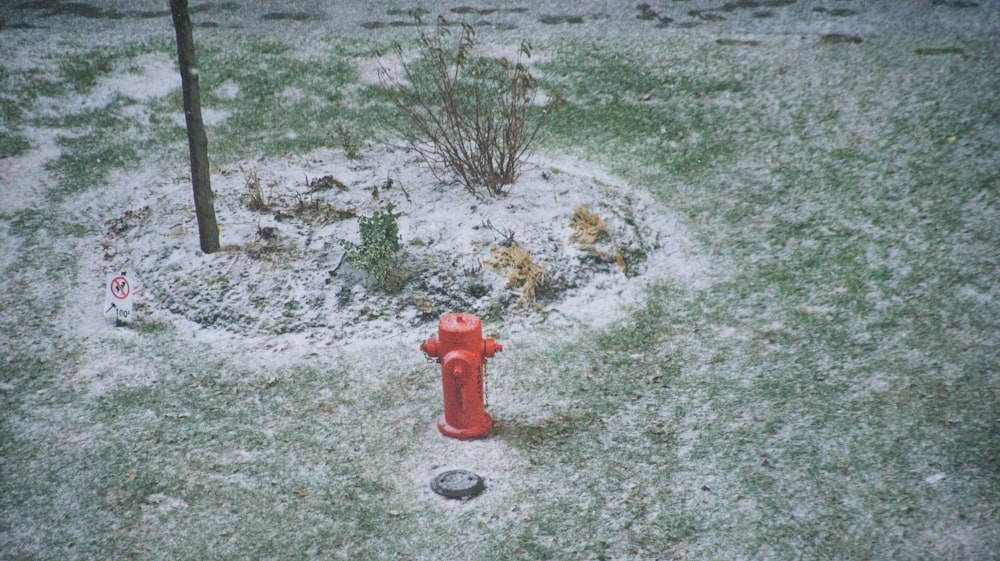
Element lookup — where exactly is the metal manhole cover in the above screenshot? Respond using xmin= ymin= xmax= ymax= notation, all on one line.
xmin=430 ymin=469 xmax=485 ymax=499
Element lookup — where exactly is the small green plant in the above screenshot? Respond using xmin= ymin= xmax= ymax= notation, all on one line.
xmin=332 ymin=121 xmax=363 ymax=159
xmin=378 ymin=20 xmax=556 ymax=197
xmin=340 ymin=203 xmax=407 ymax=292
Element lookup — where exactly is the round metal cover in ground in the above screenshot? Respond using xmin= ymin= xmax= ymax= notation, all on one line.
xmin=430 ymin=470 xmax=485 ymax=499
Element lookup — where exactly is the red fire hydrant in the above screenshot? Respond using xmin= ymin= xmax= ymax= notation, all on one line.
xmin=420 ymin=313 xmax=502 ymax=440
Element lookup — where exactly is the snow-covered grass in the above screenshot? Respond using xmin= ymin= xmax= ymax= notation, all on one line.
xmin=2 ymin=4 xmax=999 ymax=560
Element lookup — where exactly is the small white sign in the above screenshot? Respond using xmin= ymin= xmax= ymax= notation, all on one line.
xmin=104 ymin=271 xmax=134 ymax=321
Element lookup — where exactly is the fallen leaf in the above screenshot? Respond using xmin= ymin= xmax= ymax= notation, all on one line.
xmin=615 ymin=251 xmax=627 ymax=273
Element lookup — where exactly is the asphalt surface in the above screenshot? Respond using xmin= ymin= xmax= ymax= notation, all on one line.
xmin=1 ymin=0 xmax=997 ymax=43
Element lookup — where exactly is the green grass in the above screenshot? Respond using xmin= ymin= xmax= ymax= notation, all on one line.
xmin=6 ymin=36 xmax=381 ymax=200
xmin=0 ymin=40 xmax=181 ymax=199
xmin=173 ymin=36 xmax=381 ymax=161
xmin=2 ymin=28 xmax=998 ymax=561
xmin=58 ymin=47 xmax=117 ymax=92
xmin=1 ymin=68 xmax=35 ymax=158
xmin=0 ymin=132 xmax=30 ymax=158
xmin=0 ymin=65 xmax=31 ymax=158
xmin=43 ymin=102 xmax=144 ymax=198
xmin=537 ymin=43 xmax=743 ymax=177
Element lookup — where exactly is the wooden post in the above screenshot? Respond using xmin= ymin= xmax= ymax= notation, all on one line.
xmin=170 ymin=0 xmax=220 ymax=254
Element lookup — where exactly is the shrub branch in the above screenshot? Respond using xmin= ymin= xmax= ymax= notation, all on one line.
xmin=378 ymin=21 xmax=556 ymax=197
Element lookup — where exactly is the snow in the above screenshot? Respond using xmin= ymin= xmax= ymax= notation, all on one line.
xmin=3 ymin=2 xmax=997 ymax=559
xmin=212 ymin=80 xmax=241 ymax=100
xmin=169 ymin=107 xmax=230 ymax=127
xmin=0 ymin=127 xmax=61 ymax=214
xmin=96 ymin=142 xmax=707 ymax=348
xmin=92 ymin=52 xmax=178 ymax=106
xmin=923 ymin=473 xmax=946 ymax=485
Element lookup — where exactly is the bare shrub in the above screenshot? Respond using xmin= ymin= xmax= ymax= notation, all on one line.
xmin=378 ymin=20 xmax=556 ymax=197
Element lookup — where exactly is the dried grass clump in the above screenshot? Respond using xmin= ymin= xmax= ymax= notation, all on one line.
xmin=485 ymin=245 xmax=548 ymax=308
xmin=243 ymin=166 xmax=269 ymax=211
xmin=569 ymin=205 xmax=607 ymax=246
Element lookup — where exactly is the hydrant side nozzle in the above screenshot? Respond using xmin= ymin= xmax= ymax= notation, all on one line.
xmin=483 ymin=339 xmax=502 ymax=358
xmin=421 ymin=337 xmax=439 ymax=358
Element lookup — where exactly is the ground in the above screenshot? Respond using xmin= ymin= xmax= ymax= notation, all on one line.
xmin=1 ymin=1 xmax=999 ymax=560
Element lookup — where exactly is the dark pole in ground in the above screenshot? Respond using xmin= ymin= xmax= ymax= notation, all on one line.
xmin=170 ymin=0 xmax=220 ymax=254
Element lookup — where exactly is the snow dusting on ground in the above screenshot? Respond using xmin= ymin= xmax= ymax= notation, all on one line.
xmin=3 ymin=2 xmax=998 ymax=559
xmin=99 ymin=143 xmax=706 ymax=342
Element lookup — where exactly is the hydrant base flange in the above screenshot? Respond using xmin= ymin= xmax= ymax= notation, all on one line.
xmin=438 ymin=411 xmax=492 ymax=440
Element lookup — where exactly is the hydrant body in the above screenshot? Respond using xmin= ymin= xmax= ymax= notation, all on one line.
xmin=420 ymin=313 xmax=502 ymax=440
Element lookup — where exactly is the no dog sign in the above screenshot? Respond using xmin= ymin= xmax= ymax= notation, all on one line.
xmin=104 ymin=271 xmax=133 ymax=321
